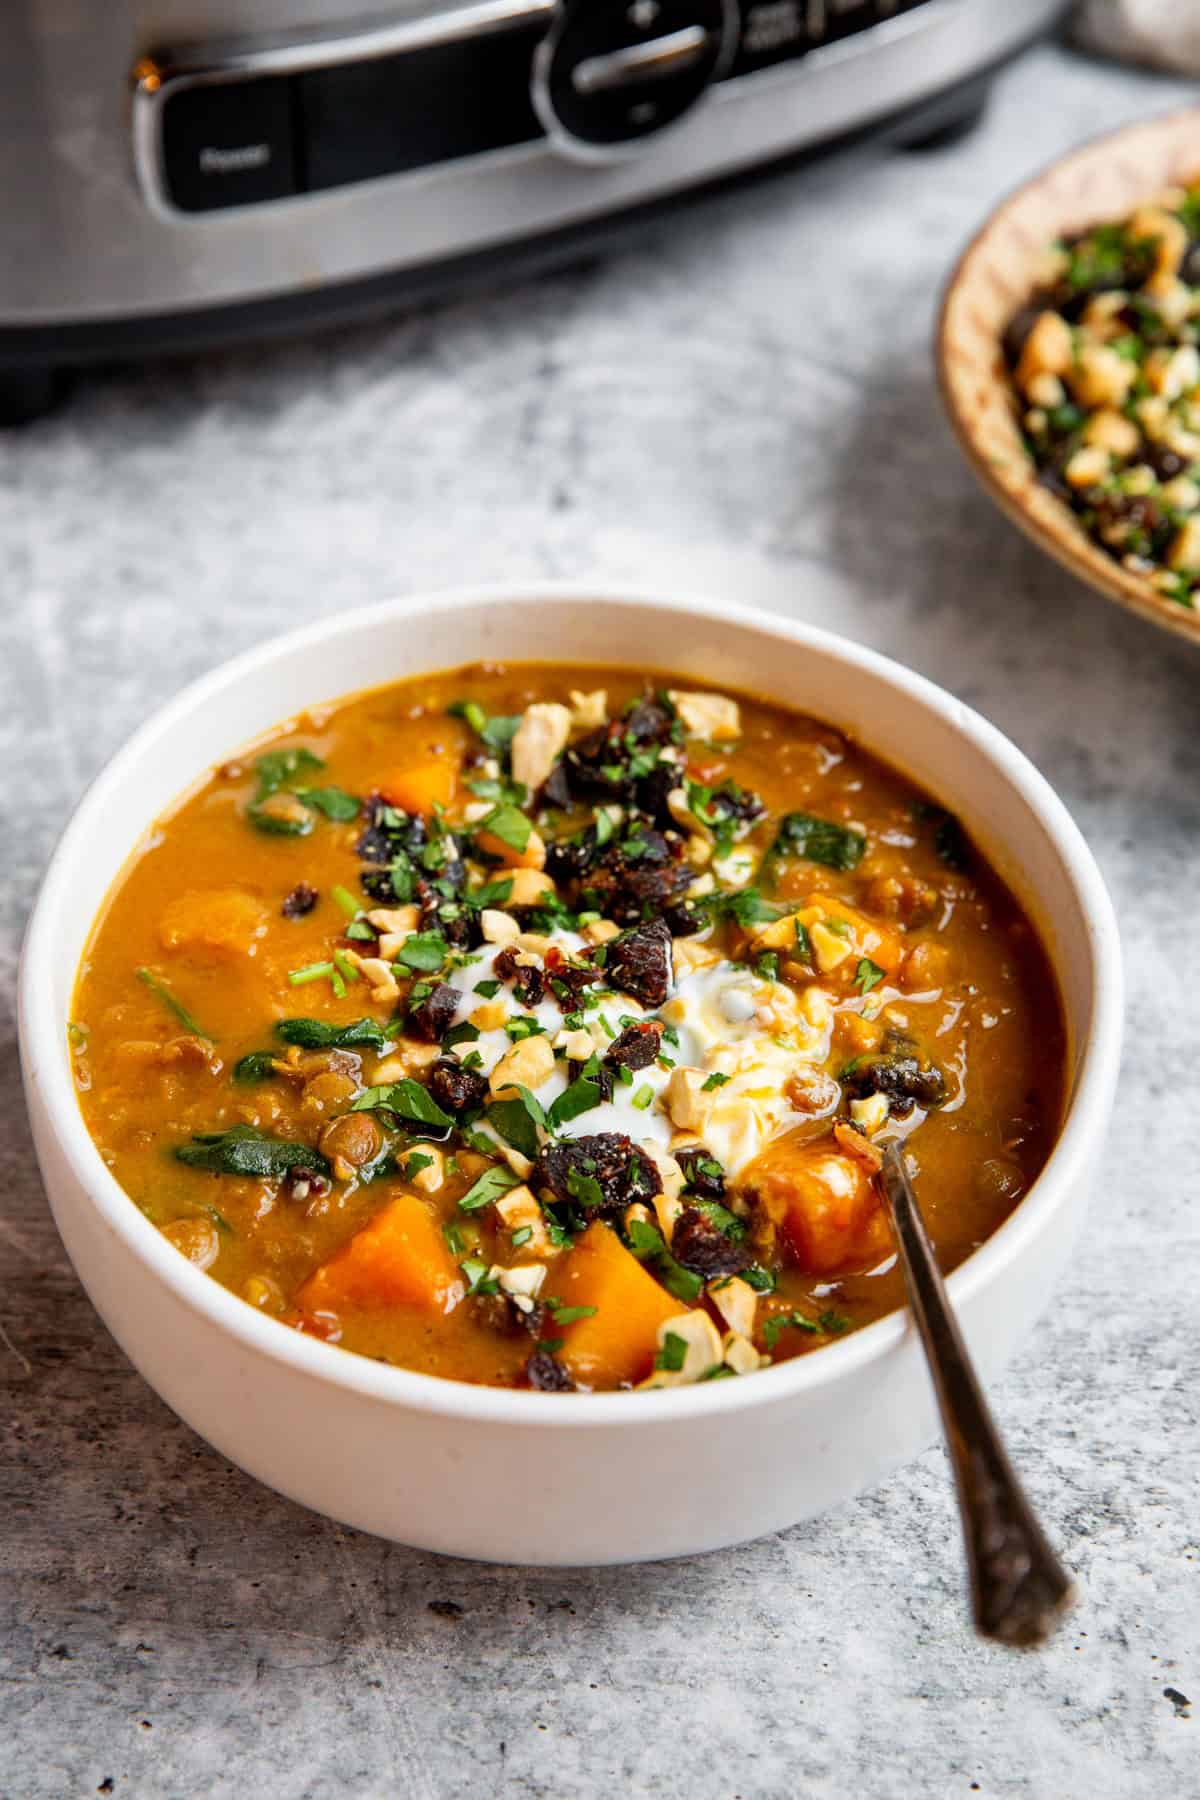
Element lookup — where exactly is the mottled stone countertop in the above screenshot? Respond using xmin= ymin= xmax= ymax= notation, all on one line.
xmin=2 ymin=40 xmax=1196 ymax=1800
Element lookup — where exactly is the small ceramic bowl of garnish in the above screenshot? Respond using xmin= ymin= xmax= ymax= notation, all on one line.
xmin=939 ymin=107 xmax=1200 ymax=644
xmin=18 ymin=587 xmax=1122 ymax=1563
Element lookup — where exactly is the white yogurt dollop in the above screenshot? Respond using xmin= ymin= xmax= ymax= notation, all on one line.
xmin=443 ymin=931 xmax=835 ymax=1175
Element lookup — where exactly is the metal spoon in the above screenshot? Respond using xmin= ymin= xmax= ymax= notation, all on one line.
xmin=879 ymin=1142 xmax=1076 ymax=1647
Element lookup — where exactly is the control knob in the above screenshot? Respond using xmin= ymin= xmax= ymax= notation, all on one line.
xmin=533 ymin=0 xmax=738 ymax=157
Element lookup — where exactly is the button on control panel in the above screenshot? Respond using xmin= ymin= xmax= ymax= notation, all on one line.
xmin=159 ymin=76 xmax=298 ymax=213
xmin=533 ymin=0 xmax=736 ymax=153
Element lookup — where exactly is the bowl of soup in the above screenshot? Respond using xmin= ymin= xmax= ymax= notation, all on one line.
xmin=18 ymin=588 xmax=1122 ymax=1563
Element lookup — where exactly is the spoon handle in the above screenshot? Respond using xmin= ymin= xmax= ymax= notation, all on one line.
xmin=879 ymin=1143 xmax=1076 ymax=1647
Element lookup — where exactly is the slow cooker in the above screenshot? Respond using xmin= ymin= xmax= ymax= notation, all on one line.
xmin=0 ymin=0 xmax=1063 ymax=420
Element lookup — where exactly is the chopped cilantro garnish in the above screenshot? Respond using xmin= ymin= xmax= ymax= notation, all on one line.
xmin=458 ymin=1165 xmax=521 ymax=1213
xmin=655 ymin=1332 xmax=688 ymax=1373
xmin=547 ymin=1059 xmax=605 ymax=1129
xmin=294 ymin=785 xmax=360 ymax=821
xmin=477 ymin=803 xmax=533 ymax=855
xmin=701 ymin=1071 xmax=730 ymax=1092
xmin=740 ymin=1264 xmax=777 ymax=1293
xmin=350 ymin=1080 xmax=453 ymax=1131
xmin=460 ymin=1257 xmax=500 ymax=1298
xmin=693 ymin=1200 xmax=745 ymax=1241
xmin=566 ymin=1167 xmax=606 ymax=1212
xmin=395 ymin=931 xmax=449 ymax=973
xmin=443 ymin=1219 xmax=465 ymax=1257
xmin=443 ymin=1021 xmax=481 ymax=1049
xmin=403 ymin=1152 xmax=435 ymax=1181
xmin=449 ymin=701 xmax=522 ymax=758
xmin=474 ymin=978 xmax=502 ymax=999
xmin=486 ymin=1086 xmax=547 ymax=1159
xmin=855 ymin=957 xmax=885 ymax=995
xmin=623 ymin=1217 xmax=703 ymax=1302
xmin=251 ymin=746 xmax=323 ymax=800
xmin=702 ymin=887 xmax=784 ymax=927
xmin=470 ymin=878 xmax=515 ymax=909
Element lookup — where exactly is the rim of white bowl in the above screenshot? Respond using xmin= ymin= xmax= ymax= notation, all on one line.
xmin=19 ymin=585 xmax=1124 ymax=1429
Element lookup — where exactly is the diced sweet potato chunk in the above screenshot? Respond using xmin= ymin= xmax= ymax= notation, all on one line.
xmin=297 ymin=1194 xmax=464 ymax=1315
xmin=759 ymin=891 xmax=903 ymax=985
xmin=553 ymin=1222 xmax=682 ymax=1388
xmin=744 ymin=1133 xmax=890 ymax=1275
xmin=159 ymin=889 xmax=270 ymax=959
xmin=379 ymin=760 xmax=456 ymax=816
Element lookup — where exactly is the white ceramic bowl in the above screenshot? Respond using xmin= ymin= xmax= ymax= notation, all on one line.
xmin=19 ymin=587 xmax=1122 ymax=1565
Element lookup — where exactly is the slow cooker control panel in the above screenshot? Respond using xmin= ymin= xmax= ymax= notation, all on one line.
xmin=133 ymin=0 xmax=933 ymax=214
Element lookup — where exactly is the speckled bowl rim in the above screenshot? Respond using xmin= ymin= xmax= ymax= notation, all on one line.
xmin=18 ymin=585 xmax=1124 ymax=1429
xmin=937 ymin=105 xmax=1200 ymax=647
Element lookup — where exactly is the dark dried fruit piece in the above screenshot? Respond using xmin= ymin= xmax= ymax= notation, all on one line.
xmin=282 ymin=883 xmax=319 ymax=919
xmin=563 ymin=699 xmax=674 ymax=801
xmin=525 ymin=1350 xmax=575 ymax=1392
xmin=633 ymin=763 xmax=679 ymax=831
xmin=545 ymin=824 xmax=603 ymax=885
xmin=670 ymin=1206 xmax=749 ymax=1279
xmin=624 ymin=698 xmax=674 ymax=744
xmin=606 ymin=1021 xmax=663 ymax=1073
xmin=541 ymin=760 xmax=573 ymax=810
xmin=407 ymin=981 xmax=460 ymax=1043
xmin=600 ymin=918 xmax=674 ymax=1008
xmin=428 ymin=1056 xmax=488 ymax=1115
xmin=416 ymin=878 xmax=477 ymax=952
xmin=535 ymin=1132 xmax=662 ymax=1220
xmin=1145 ymin=442 xmax=1186 ymax=481
xmin=659 ymin=900 xmax=703 ymax=938
xmin=842 ymin=1052 xmax=946 ymax=1117
xmin=704 ymin=781 xmax=766 ymax=833
xmin=676 ymin=1147 xmax=726 ymax=1201
xmin=544 ymin=948 xmax=604 ymax=1006
xmin=587 ymin=835 xmax=693 ymax=927
xmin=494 ymin=947 xmax=546 ymax=1008
xmin=282 ymin=1165 xmax=332 ymax=1203
xmin=356 ymin=796 xmax=427 ymax=865
xmin=473 ymin=1293 xmax=544 ymax=1339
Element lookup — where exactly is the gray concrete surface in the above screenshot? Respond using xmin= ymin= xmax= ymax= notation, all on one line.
xmin=2 ymin=41 xmax=1197 ymax=1800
